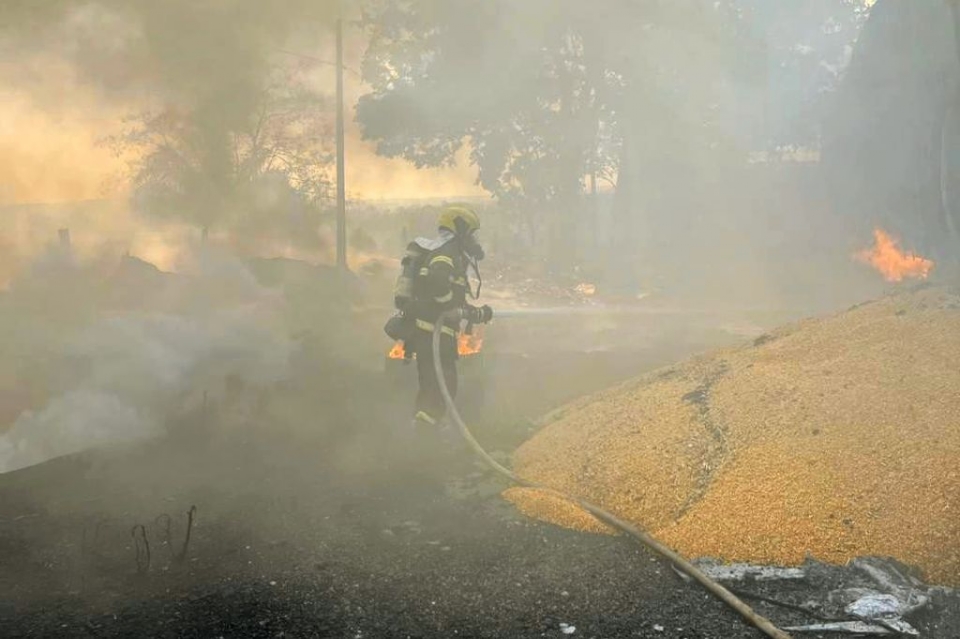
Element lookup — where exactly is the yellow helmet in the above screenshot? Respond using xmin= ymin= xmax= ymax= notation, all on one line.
xmin=438 ymin=205 xmax=480 ymax=236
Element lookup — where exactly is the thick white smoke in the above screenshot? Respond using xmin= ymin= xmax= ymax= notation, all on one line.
xmin=0 ymin=255 xmax=293 ymax=474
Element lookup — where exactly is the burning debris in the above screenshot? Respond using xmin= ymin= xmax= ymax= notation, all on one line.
xmin=386 ymin=327 xmax=485 ymax=360
xmin=486 ymin=263 xmax=602 ymax=307
xmin=387 ymin=341 xmax=406 ymax=359
xmin=574 ymin=283 xmax=597 ymax=297
xmin=856 ymin=229 xmax=934 ymax=282
xmin=458 ymin=330 xmax=484 ymax=356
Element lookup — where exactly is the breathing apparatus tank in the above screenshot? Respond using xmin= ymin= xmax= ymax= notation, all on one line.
xmin=393 ymin=242 xmax=428 ymax=311
xmin=384 ymin=242 xmax=429 ymax=346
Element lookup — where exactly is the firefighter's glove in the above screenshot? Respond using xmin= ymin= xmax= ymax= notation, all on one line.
xmin=465 ymin=304 xmax=494 ymax=324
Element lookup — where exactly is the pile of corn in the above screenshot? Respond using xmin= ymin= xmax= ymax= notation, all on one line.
xmin=504 ymin=286 xmax=960 ymax=584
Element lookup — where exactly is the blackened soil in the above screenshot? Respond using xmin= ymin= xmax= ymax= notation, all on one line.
xmin=0 ymin=430 xmax=763 ymax=639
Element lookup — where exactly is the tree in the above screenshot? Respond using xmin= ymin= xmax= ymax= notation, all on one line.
xmin=724 ymin=0 xmax=870 ymax=153
xmin=357 ymin=1 xmax=876 ymax=291
xmin=357 ymin=2 xmax=762 ymax=261
xmin=112 ymin=64 xmax=335 ymax=252
xmin=823 ymin=0 xmax=960 ymax=261
xmin=358 ymin=0 xmax=616 ymax=265
xmin=3 ymin=0 xmax=343 ymax=255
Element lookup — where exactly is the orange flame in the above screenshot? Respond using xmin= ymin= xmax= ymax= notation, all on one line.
xmin=856 ymin=229 xmax=934 ymax=283
xmin=386 ymin=326 xmax=485 ymax=360
xmin=458 ymin=327 xmax=484 ymax=356
xmin=575 ymin=282 xmax=597 ymax=296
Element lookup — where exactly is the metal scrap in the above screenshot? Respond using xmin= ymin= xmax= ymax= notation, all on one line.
xmin=784 ymin=620 xmax=911 ymax=635
xmin=694 ymin=560 xmax=806 ymax=582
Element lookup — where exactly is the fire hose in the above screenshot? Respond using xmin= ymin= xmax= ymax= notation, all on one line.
xmin=431 ymin=309 xmax=793 ymax=639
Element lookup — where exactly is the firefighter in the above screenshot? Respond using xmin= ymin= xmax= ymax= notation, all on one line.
xmin=406 ymin=205 xmax=493 ymax=435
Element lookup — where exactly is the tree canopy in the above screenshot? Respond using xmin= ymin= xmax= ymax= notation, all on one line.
xmin=3 ymin=0 xmax=341 ymax=250
xmin=111 ymin=64 xmax=334 ymax=251
xmin=357 ymin=1 xmax=872 ymax=268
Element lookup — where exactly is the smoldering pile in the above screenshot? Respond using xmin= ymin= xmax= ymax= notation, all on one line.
xmin=505 ymin=286 xmax=960 ymax=584
xmin=0 ymin=250 xmax=294 ymax=474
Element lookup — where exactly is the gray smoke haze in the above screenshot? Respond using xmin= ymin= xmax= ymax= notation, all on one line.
xmin=825 ymin=1 xmax=960 ymax=264
xmin=356 ymin=0 xmax=889 ymax=309
xmin=0 ymin=1 xmax=339 ymax=102
xmin=3 ymin=0 xmax=956 ymax=477
xmin=0 ymin=2 xmax=360 ymax=475
xmin=0 ymin=1 xmax=344 ymax=214
xmin=1 ymin=311 xmax=291 ymax=474
xmin=0 ymin=249 xmax=293 ymax=473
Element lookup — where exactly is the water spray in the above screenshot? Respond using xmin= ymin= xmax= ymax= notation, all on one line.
xmin=492 ymin=305 xmax=735 ymax=320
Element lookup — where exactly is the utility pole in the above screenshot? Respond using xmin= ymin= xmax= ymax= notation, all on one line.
xmin=335 ymin=17 xmax=347 ymax=269
xmin=590 ymin=168 xmax=599 ymax=255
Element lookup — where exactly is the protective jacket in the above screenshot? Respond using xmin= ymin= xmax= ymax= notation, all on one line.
xmin=409 ymin=232 xmax=470 ymax=340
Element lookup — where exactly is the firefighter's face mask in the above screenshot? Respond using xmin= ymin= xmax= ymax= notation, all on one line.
xmin=463 ymin=230 xmax=485 ymax=261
